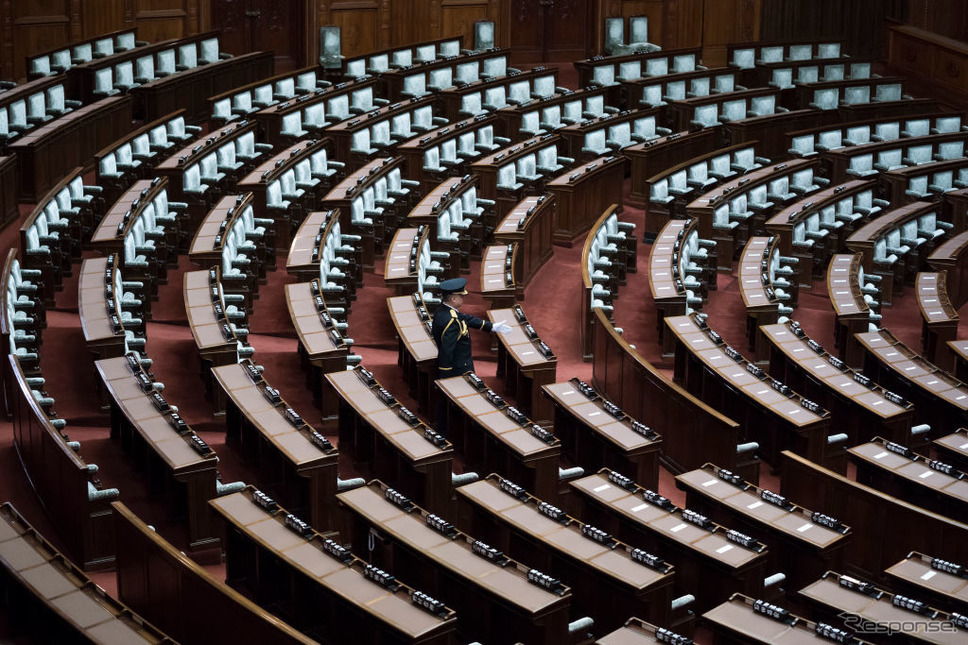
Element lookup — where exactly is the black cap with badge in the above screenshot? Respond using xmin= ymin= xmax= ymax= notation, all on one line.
xmin=440 ymin=277 xmax=468 ymax=296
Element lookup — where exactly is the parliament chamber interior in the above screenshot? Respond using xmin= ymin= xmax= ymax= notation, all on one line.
xmin=4 ymin=0 xmax=968 ymax=642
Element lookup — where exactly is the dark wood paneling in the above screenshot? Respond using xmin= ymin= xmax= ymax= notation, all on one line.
xmin=908 ymin=0 xmax=968 ymax=44
xmin=760 ymin=0 xmax=905 ymax=59
xmin=212 ymin=0 xmax=305 ymax=72
xmin=330 ymin=5 xmax=380 ymax=57
xmin=81 ymin=0 xmax=125 ymax=39
xmin=441 ymin=1 xmax=488 ymax=50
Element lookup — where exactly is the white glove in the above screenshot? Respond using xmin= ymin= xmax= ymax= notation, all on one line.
xmin=492 ymin=320 xmax=512 ymax=335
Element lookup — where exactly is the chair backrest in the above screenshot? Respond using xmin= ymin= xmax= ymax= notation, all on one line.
xmin=345 ymin=60 xmax=365 ymax=78
xmin=276 ymin=78 xmax=296 ymax=99
xmin=585 ymin=129 xmax=606 ymax=152
xmin=690 ymin=76 xmax=711 ymax=96
xmin=651 ymin=178 xmax=669 ymax=200
xmin=813 ymin=87 xmax=838 ymax=109
xmin=843 ymin=85 xmax=869 ymax=105
xmin=634 ymin=116 xmax=656 ymax=139
xmin=52 ymin=49 xmax=71 ymax=71
xmin=629 ymin=16 xmax=649 ymax=44
xmin=30 ymin=55 xmax=51 ymax=77
xmin=458 ymin=131 xmax=476 ymax=156
xmin=200 ymin=37 xmax=219 ymax=64
xmin=368 ymin=52 xmax=389 ymax=74
xmin=790 ymin=135 xmax=814 ymax=156
xmin=351 ymin=87 xmax=373 ymax=111
xmin=760 ymin=46 xmax=783 ymax=64
xmin=907 ymin=144 xmax=931 ymax=164
xmin=136 ymin=55 xmax=154 ymax=81
xmin=938 ymin=140 xmax=964 ymax=160
xmin=592 ymin=65 xmax=615 ymax=87
xmin=722 ymin=98 xmax=745 ymax=121
xmin=520 ymin=111 xmax=540 ymax=135
xmin=645 ymin=58 xmax=668 ymax=77
xmin=604 ymin=17 xmax=624 ymax=56
xmin=45 ymin=84 xmax=64 ymax=110
xmin=456 ymin=61 xmax=478 ymax=84
xmin=517 ymin=153 xmax=536 ymax=177
xmin=713 ymin=204 xmax=730 ymax=227
xmin=851 ymin=154 xmax=872 ymax=173
xmin=792 ymin=168 xmax=814 ymax=188
xmin=771 ymin=68 xmax=794 ymax=89
xmin=27 ymin=92 xmax=45 ymax=118
xmin=441 ymin=137 xmax=457 ymax=161
xmin=391 ymin=112 xmax=411 ymax=137
xmin=157 ymin=49 xmax=176 ymax=75
xmin=733 ymin=147 xmax=754 ymax=169
xmin=608 ymin=122 xmax=631 ymax=147
xmin=541 ymin=106 xmax=561 ymax=128
xmin=392 ymin=50 xmax=412 ymax=67
xmin=618 ymin=61 xmax=641 ymax=81
xmin=878 ymin=148 xmax=902 ymax=168
xmin=817 ymin=42 xmax=841 ymax=59
xmin=843 ymin=126 xmax=868 ymax=146
xmin=874 ymin=83 xmax=901 ymax=103
xmin=533 ymin=75 xmax=555 ymax=98
xmin=509 ymin=80 xmax=530 ymax=103
xmin=694 ymin=104 xmax=718 ymax=127
xmin=482 ymin=55 xmax=506 ymax=78
xmin=428 ymin=68 xmax=452 ymax=90
xmin=116 ymin=60 xmax=134 ymax=85
xmin=669 ymin=170 xmax=688 ymax=191
xmin=484 ymin=86 xmax=506 ymax=108
xmin=73 ymin=43 xmax=93 ymax=63
xmin=281 ymin=112 xmax=302 ymax=135
xmin=732 ymin=47 xmax=755 ymax=69
xmin=414 ymin=105 xmax=433 ymax=128
xmin=497 ymin=163 xmax=516 ymax=187
xmin=328 ymin=94 xmax=349 ymax=119
xmin=933 ymin=115 xmax=962 ymax=133
xmin=403 ymin=74 xmax=426 ymax=97
xmin=666 ymin=80 xmax=686 ymax=101
xmin=821 ymin=63 xmax=844 ymax=81
xmin=372 ymin=120 xmax=391 ymax=146
xmin=750 ymin=94 xmax=775 ymax=115
xmin=788 ymin=43 xmax=811 ymax=61
xmin=933 ymin=169 xmax=953 ymax=189
xmin=797 ymin=65 xmax=819 ymax=84
xmin=462 ymin=93 xmax=482 ymax=116
xmin=94 ymin=68 xmax=113 ymax=93
xmin=672 ymin=54 xmax=696 ymax=73
xmin=178 ymin=42 xmax=197 ymax=68
xmin=184 ymin=164 xmax=201 ymax=191
xmin=351 ymin=128 xmax=370 ymax=152
xmin=537 ymin=145 xmax=557 ymax=169
xmin=642 ymin=84 xmax=663 ymax=106
xmin=305 ymin=103 xmax=325 ymax=126
xmin=769 ymin=176 xmax=789 ymax=195
xmin=424 ymin=147 xmax=440 ymax=169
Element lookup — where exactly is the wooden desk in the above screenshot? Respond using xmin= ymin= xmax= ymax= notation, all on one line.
xmin=626 ymin=128 xmax=721 ymax=211
xmin=556 ymin=107 xmax=665 ymax=161
xmin=395 ymin=114 xmax=498 ymax=192
xmin=725 ymin=109 xmax=834 ymax=161
xmin=132 ymin=51 xmax=274 ymax=122
xmin=189 ymin=192 xmax=257 ymax=268
xmin=929 ymin=230 xmax=968 ymax=309
xmin=407 ymin=174 xmax=487 ymax=265
xmin=456 ymin=475 xmax=676 ymax=633
xmin=320 ymin=156 xmax=408 ymax=267
xmin=97 ymin=355 xmax=219 ymax=549
xmin=437 ymin=374 xmax=560 ymax=501
xmin=286 ymin=281 xmax=351 ymax=424
xmin=826 ymin=253 xmax=874 ymax=366
xmin=211 ymin=361 xmax=339 ymax=531
xmin=488 ymin=306 xmax=557 ymax=425
xmin=184 ymin=269 xmax=240 ymax=410
xmin=856 ymin=330 xmax=968 ymax=437
xmin=849 ymin=438 xmax=968 ymax=525
xmin=677 ymin=464 xmax=850 ymax=596
xmin=112 ymin=501 xmax=315 ymax=644
xmin=935 ymin=428 xmax=968 ymax=474
xmin=493 ymin=194 xmax=555 ymax=287
xmin=9 ymin=95 xmax=132 ymax=201
xmin=574 ymin=47 xmax=704 ymax=103
xmin=648 ymin=218 xmax=702 ymax=356
xmin=944 ymin=189 xmax=968 ymax=235
xmin=596 ymin=617 xmax=694 ymax=644
xmin=954 ymin=342 xmax=968 ymax=384
xmin=387 ymin=294 xmax=437 ymax=413
xmin=823 ymin=131 xmax=968 ymax=185
xmin=380 ymin=49 xmax=511 ymax=101
xmin=384 ymin=226 xmax=425 ymax=295
xmin=781 ymin=450 xmax=968 ymax=585
xmin=888 ymin=23 xmax=968 ymax=105
xmin=0 ymin=156 xmax=18 ymax=227
xmin=739 ymin=236 xmax=781 ymax=362
xmin=491 ymin=86 xmax=609 ymax=142
xmin=89 ymin=178 xmax=158 ymax=253
xmin=0 ymin=502 xmax=171 ymax=644
xmin=799 ymin=572 xmax=965 ymax=644
xmin=670 ymin=87 xmax=782 ymax=132
xmin=287 ymin=209 xmax=357 ymax=285
xmin=7 ymin=355 xmax=116 ymax=570
xmin=886 ymin=552 xmax=968 ymax=617
xmin=918 ymin=272 xmax=959 ymax=372
xmin=542 ymin=379 xmax=661 ymax=490
xmin=590 ymin=307 xmax=748 ymax=481
xmin=480 ymin=244 xmax=517 ymax=310
xmin=883 ymin=157 xmax=968 ymax=207
xmin=210 ymin=489 xmax=457 ymax=643
xmin=761 ymin=322 xmax=913 ymax=450
xmin=325 ymin=368 xmax=454 ymax=516
xmin=570 ymin=470 xmax=767 ymax=613
xmin=471 ymin=134 xmax=567 ymax=222
xmin=337 ymin=481 xmax=571 ymax=643
xmin=666 ymin=314 xmax=830 ymax=469
xmin=78 ymin=256 xmax=127 ymax=362
xmin=324 ymin=95 xmax=437 ymax=171
xmin=434 ymin=67 xmax=558 ymax=120
xmin=546 ymin=154 xmax=626 ymax=245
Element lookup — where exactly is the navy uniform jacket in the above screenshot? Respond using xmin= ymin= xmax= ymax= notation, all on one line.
xmin=431 ymin=304 xmax=492 ymax=376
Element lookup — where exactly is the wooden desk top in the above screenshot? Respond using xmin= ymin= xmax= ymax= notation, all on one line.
xmin=395 ymin=114 xmax=495 ymax=152
xmin=739 ymin=237 xmax=777 ymax=311
xmin=387 ymin=295 xmax=437 ymax=363
xmin=480 ymin=245 xmax=515 ymax=296
xmin=326 ymin=369 xmax=452 ymax=465
xmin=493 ymin=194 xmax=552 ymax=239
xmin=703 ymin=593 xmax=873 ymax=644
xmin=849 ymin=439 xmax=968 ymax=506
xmin=96 ymin=356 xmax=217 ymax=475
xmin=254 ymin=76 xmax=378 ymax=117
xmin=285 ymin=281 xmax=347 ymax=360
xmin=767 ymin=179 xmax=875 ymax=229
xmin=437 ymin=375 xmax=560 ymax=458
xmin=596 ymin=617 xmax=690 ymax=644
xmin=545 ymin=153 xmax=624 ymax=188
xmin=648 ymin=219 xmax=688 ymax=303
xmin=457 ymin=477 xmax=675 ymax=590
xmin=847 ymin=201 xmax=936 ymax=247
xmin=886 ymin=552 xmax=968 ymax=609
xmin=856 ymin=331 xmax=968 ymax=412
xmin=826 ymin=254 xmax=868 ymax=318
xmin=918 ymin=272 xmax=958 ymax=326
xmin=407 ymin=175 xmax=476 ymax=224
xmin=666 ymin=315 xmax=828 ymax=428
xmin=571 ymin=472 xmax=766 ymax=570
xmin=487 ymin=307 xmax=557 ymax=371
xmin=384 ymin=226 xmax=423 ymax=288
xmin=687 ymin=158 xmax=815 ymax=213
xmin=155 ymin=119 xmax=255 ymax=171
xmin=90 ymin=179 xmax=158 ymax=246
xmin=78 ymin=256 xmax=118 ymax=345
xmin=288 ymin=210 xmax=334 ymax=274
xmin=210 ymin=490 xmax=456 ymax=639
xmin=238 ymin=138 xmax=327 ymax=186
xmin=761 ymin=323 xmax=909 ymax=420
xmin=936 ymin=428 xmax=968 ymax=462
xmin=800 ymin=574 xmax=965 ymax=644
xmin=321 ymin=157 xmax=396 ymax=202
xmin=0 ymin=503 xmax=168 ymax=644
xmin=184 ymin=269 xmax=236 ymax=354
xmin=324 ymin=95 xmax=435 ymax=134
xmin=189 ymin=193 xmax=248 ymax=263
xmin=211 ymin=363 xmax=337 ymax=471
xmin=472 ymin=134 xmax=559 ymax=169
xmin=8 ymin=95 xmax=131 ymax=145
xmin=543 ymin=379 xmax=660 ymax=452
xmin=337 ymin=483 xmax=569 ymax=614
xmin=930 ymin=231 xmax=968 ymax=267
xmin=675 ymin=465 xmax=848 ymax=552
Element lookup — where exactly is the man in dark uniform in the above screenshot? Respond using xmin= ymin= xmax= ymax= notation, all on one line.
xmin=431 ymin=277 xmax=510 ymax=432
xmin=431 ymin=277 xmax=511 ymax=376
